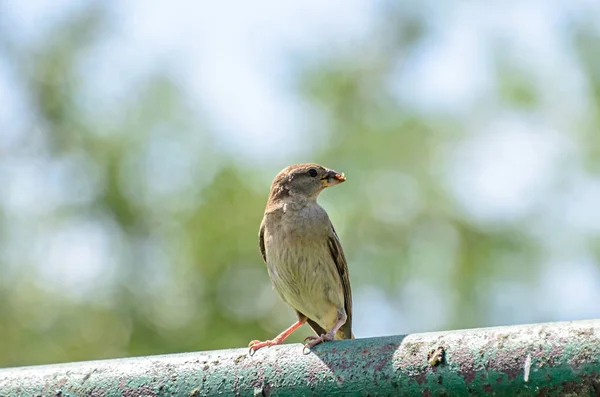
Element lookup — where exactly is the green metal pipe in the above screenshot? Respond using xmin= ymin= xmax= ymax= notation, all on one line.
xmin=1 ymin=319 xmax=600 ymax=396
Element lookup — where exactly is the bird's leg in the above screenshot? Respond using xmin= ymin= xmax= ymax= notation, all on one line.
xmin=248 ymin=319 xmax=305 ymax=355
xmin=304 ymin=313 xmax=347 ymax=350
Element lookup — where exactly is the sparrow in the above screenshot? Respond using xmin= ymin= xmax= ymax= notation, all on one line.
xmin=249 ymin=163 xmax=353 ymax=354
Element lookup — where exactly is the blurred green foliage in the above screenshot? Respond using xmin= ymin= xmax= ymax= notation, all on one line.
xmin=1 ymin=2 xmax=600 ymax=368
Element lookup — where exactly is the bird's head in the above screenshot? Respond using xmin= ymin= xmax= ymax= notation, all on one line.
xmin=268 ymin=163 xmax=346 ymax=203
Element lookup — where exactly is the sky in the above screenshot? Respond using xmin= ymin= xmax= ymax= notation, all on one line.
xmin=1 ymin=0 xmax=377 ymax=163
xmin=1 ymin=0 xmax=582 ymax=158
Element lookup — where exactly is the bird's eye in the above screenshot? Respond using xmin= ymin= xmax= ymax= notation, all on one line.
xmin=308 ymin=168 xmax=318 ymax=178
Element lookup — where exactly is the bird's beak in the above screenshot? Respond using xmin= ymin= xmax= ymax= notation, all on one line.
xmin=321 ymin=170 xmax=346 ymax=187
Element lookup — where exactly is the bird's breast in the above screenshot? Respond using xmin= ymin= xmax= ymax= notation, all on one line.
xmin=262 ymin=206 xmax=344 ymax=326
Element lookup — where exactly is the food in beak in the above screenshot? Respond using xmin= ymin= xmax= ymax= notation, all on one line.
xmin=321 ymin=170 xmax=346 ymax=186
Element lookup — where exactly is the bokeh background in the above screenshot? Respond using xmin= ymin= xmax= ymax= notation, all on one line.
xmin=2 ymin=0 xmax=600 ymax=368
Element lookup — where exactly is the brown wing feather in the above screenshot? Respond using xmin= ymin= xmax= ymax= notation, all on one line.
xmin=259 ymin=219 xmax=267 ymax=264
xmin=327 ymin=223 xmax=353 ymax=339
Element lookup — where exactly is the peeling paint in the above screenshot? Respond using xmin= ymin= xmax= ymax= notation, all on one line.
xmin=524 ymin=354 xmax=532 ymax=382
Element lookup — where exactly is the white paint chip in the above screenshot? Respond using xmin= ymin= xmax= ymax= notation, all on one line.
xmin=524 ymin=354 xmax=532 ymax=382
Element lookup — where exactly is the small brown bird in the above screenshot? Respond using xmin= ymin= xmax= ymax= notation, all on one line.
xmin=249 ymin=163 xmax=353 ymax=354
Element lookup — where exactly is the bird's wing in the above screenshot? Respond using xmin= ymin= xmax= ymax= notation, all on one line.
xmin=258 ymin=218 xmax=267 ymax=264
xmin=326 ymin=222 xmax=353 ymax=339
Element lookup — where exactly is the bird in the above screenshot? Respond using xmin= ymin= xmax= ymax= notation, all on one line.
xmin=249 ymin=163 xmax=353 ymax=355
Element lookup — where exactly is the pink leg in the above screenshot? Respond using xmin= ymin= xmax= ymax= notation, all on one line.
xmin=249 ymin=319 xmax=305 ymax=355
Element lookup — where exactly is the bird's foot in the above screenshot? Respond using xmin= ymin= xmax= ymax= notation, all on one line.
xmin=302 ymin=332 xmax=334 ymax=354
xmin=248 ymin=339 xmax=281 ymax=356
xmin=248 ymin=320 xmax=306 ymax=356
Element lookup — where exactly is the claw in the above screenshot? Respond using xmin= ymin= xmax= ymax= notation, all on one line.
xmin=248 ymin=338 xmax=282 ymax=356
xmin=304 ymin=335 xmax=320 ymax=343
xmin=303 ymin=333 xmax=334 ymax=351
